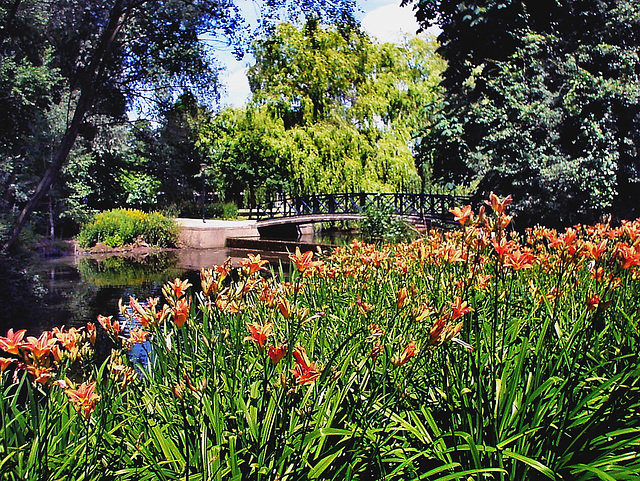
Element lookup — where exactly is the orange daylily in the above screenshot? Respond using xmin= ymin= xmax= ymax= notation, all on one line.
xmin=550 ymin=228 xmax=579 ymax=255
xmin=24 ymin=331 xmax=58 ymax=360
xmin=86 ymin=322 xmax=96 ymax=345
xmin=172 ymin=384 xmax=185 ymax=400
xmin=492 ymin=239 xmax=516 ymax=261
xmin=584 ymin=240 xmax=608 ymax=261
xmin=129 ymin=328 xmax=150 ymax=344
xmin=590 ymin=266 xmax=605 ymax=282
xmin=201 ymin=267 xmax=226 ymax=297
xmin=449 ymin=205 xmax=473 ymax=226
xmin=108 ymin=351 xmax=137 ymax=389
xmin=396 ymin=287 xmax=408 ymax=309
xmin=277 ymin=297 xmax=292 ymax=319
xmin=53 ymin=327 xmax=81 ymax=351
xmin=587 ymin=295 xmax=600 ymax=311
xmin=497 ymin=214 xmax=513 ymax=229
xmin=173 ymin=297 xmax=191 ymax=328
xmin=486 ymin=192 xmax=513 ymax=215
xmin=52 ymin=327 xmax=82 ymax=361
xmin=289 ymin=247 xmax=314 ymax=273
xmin=505 ymin=250 xmax=535 ymax=270
xmin=51 ymin=344 xmax=64 ymax=362
xmin=26 ymin=365 xmax=54 ymax=384
xmin=167 ymin=278 xmax=192 ymax=299
xmin=245 ymin=322 xmax=273 ymax=351
xmin=216 ymin=260 xmax=232 ymax=279
xmin=98 ymin=315 xmax=122 ymax=337
xmin=586 ymin=294 xmax=612 ymax=312
xmin=129 ymin=297 xmax=158 ymax=328
xmin=449 ymin=298 xmax=474 ymax=321
xmin=65 ymin=381 xmax=100 ymax=419
xmin=0 ymin=357 xmax=14 ymax=372
xmin=268 ymin=343 xmax=287 ymax=364
xmin=429 ymin=317 xmax=446 ymax=345
xmin=391 ymin=341 xmax=418 ymax=367
xmin=617 ymin=244 xmax=640 ymax=269
xmin=0 ymin=328 xmax=26 ymax=355
xmin=200 ymin=267 xmax=214 ymax=296
xmin=216 ymin=296 xmax=241 ymax=314
xmin=474 ymin=274 xmax=492 ymax=290
xmin=290 ymin=345 xmax=321 ymax=385
xmin=241 ymin=253 xmax=269 ymax=275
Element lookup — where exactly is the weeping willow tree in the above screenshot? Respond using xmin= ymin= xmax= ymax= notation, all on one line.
xmin=197 ymin=20 xmax=445 ymax=202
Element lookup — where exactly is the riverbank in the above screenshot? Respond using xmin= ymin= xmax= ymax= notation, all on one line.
xmin=39 ymin=218 xmax=320 ymax=256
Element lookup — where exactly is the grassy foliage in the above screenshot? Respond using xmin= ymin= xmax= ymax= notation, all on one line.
xmin=166 ymin=201 xmax=239 ymax=220
xmin=359 ymin=200 xmax=416 ymax=244
xmin=77 ymin=209 xmax=180 ymax=249
xmin=1 ymin=194 xmax=640 ymax=480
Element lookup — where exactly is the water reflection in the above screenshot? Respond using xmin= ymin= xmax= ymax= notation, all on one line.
xmin=121 ymin=303 xmax=153 ymax=373
xmin=8 ymin=247 xmax=289 ymax=335
xmin=76 ymin=250 xmax=183 ymax=286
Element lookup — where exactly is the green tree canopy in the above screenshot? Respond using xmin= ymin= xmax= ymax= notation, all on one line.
xmin=404 ymin=0 xmax=640 ymax=227
xmin=198 ymin=21 xmax=445 ymax=203
xmin=0 ymin=0 xmax=355 ymax=250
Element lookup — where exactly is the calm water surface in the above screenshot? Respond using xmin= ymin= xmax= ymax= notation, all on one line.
xmin=13 ymin=247 xmax=292 ymax=335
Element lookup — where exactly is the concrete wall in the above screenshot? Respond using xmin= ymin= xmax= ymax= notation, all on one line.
xmin=176 ymin=219 xmax=259 ymax=249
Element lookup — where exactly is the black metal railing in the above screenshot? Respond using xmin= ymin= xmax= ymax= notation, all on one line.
xmin=249 ymin=192 xmax=470 ymax=225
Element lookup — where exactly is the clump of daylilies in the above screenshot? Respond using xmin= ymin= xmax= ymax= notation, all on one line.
xmin=0 ymin=323 xmax=98 ymax=417
xmin=2 ymin=192 xmax=639 ymax=480
xmin=0 ymin=325 xmax=95 ymax=383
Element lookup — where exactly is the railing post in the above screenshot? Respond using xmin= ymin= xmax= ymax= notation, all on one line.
xmin=442 ymin=194 xmax=447 ymax=221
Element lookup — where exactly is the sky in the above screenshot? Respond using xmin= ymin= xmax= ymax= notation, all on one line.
xmin=215 ymin=0 xmax=431 ymax=108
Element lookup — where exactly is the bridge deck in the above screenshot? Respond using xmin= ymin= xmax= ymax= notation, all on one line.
xmin=256 ymin=213 xmax=363 ymax=227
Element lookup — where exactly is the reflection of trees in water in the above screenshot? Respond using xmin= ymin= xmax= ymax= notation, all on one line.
xmin=0 ymin=252 xmax=50 ymax=334
xmin=76 ymin=251 xmax=182 ymax=287
xmin=3 ymin=251 xmax=187 ymax=334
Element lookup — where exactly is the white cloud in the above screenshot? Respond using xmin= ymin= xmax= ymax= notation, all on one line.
xmin=361 ymin=2 xmax=421 ymax=44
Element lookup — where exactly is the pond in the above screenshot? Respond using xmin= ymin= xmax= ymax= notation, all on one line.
xmin=6 ymin=246 xmax=296 ymax=335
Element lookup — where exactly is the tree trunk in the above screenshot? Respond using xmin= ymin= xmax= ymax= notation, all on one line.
xmin=2 ymin=0 xmax=127 ymax=252
xmin=0 ymin=0 xmax=23 ymax=48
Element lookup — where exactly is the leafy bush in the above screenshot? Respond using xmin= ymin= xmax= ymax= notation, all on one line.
xmin=359 ymin=198 xmax=414 ymax=243
xmin=208 ymin=201 xmax=238 ymax=219
xmin=2 ymin=194 xmax=640 ymax=480
xmin=77 ymin=209 xmax=179 ymax=248
xmin=168 ymin=201 xmax=238 ymax=219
